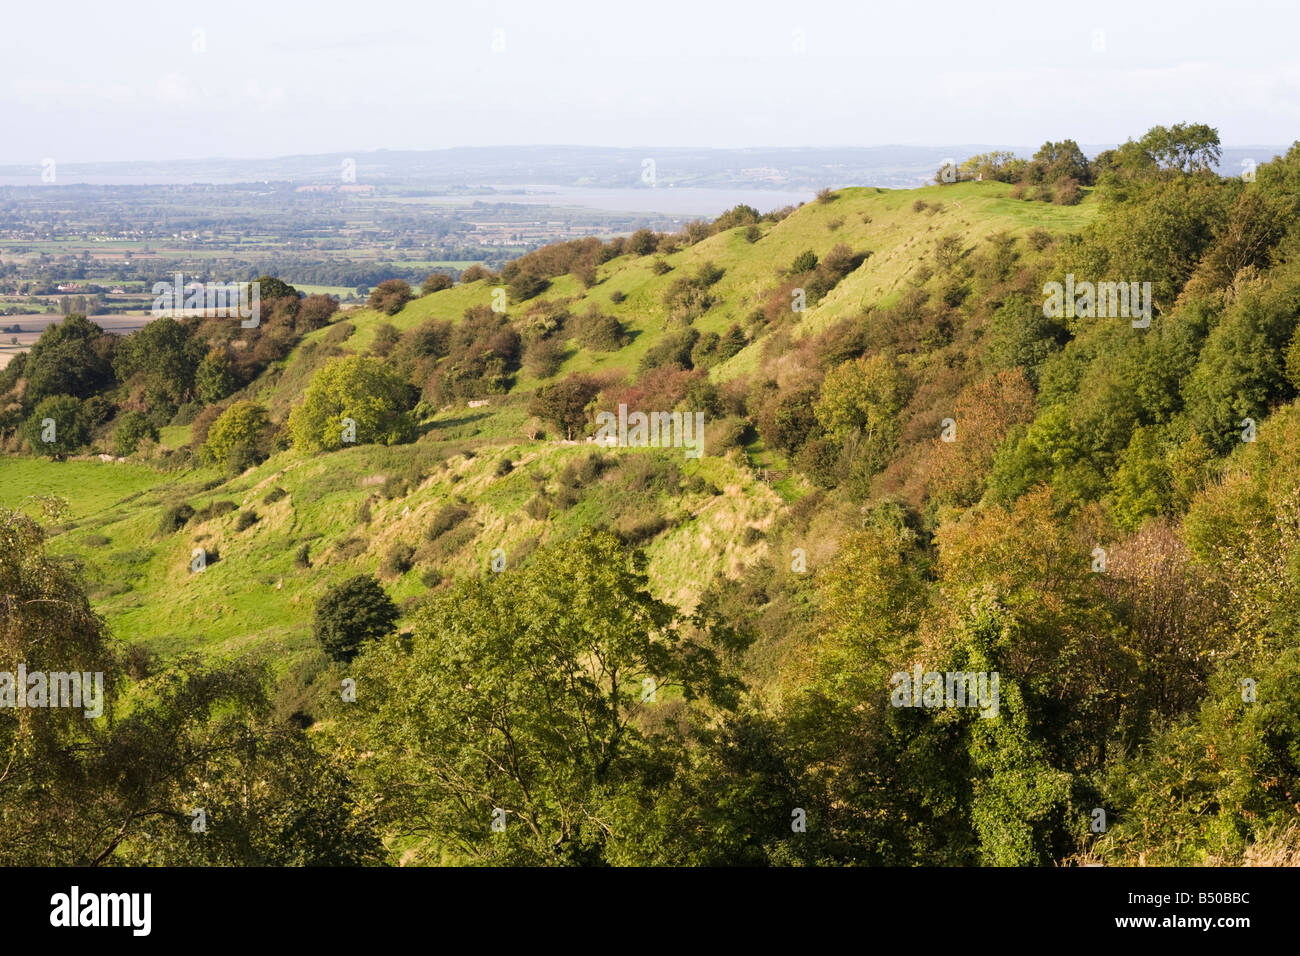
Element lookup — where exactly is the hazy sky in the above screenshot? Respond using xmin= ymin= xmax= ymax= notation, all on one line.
xmin=2 ymin=0 xmax=1296 ymax=164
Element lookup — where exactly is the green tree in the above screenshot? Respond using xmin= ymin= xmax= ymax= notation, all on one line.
xmin=1139 ymin=122 xmax=1222 ymax=173
xmin=288 ymin=355 xmax=416 ymax=452
xmin=1184 ymin=286 xmax=1297 ymax=451
xmin=0 ymin=505 xmax=381 ymax=865
xmin=202 ymin=401 xmax=270 ymax=468
xmin=195 ymin=348 xmax=237 ymax=404
xmin=334 ymin=529 xmax=747 ymax=864
xmin=112 ymin=316 xmax=199 ymax=410
xmin=113 ymin=409 xmax=159 ymax=456
xmin=313 ymin=575 xmax=399 ymax=664
xmin=814 ymin=353 xmax=906 ymax=446
xmin=255 ymin=275 xmax=300 ymax=301
xmin=22 ymin=314 xmax=114 ymax=405
xmin=22 ymin=395 xmax=89 ymax=457
xmin=790 ymin=249 xmax=818 ymax=274
xmin=528 ymin=373 xmax=602 ymax=439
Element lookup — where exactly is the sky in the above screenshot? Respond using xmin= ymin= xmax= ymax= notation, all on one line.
xmin=1 ymin=0 xmax=1296 ymax=164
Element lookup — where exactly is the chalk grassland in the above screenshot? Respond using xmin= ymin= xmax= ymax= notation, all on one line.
xmin=0 ymin=181 xmax=1094 ymax=681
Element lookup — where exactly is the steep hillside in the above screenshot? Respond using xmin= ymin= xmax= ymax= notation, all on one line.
xmin=11 ymin=131 xmax=1300 ymax=867
xmin=5 ymin=181 xmax=1093 ymax=683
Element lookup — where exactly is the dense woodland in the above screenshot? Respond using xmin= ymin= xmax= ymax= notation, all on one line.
xmin=3 ymin=123 xmax=1300 ymax=865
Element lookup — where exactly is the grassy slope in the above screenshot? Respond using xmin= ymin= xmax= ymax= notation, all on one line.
xmin=0 ymin=182 xmax=1095 ymax=672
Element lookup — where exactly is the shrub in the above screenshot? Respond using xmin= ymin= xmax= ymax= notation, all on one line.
xmin=313 ymin=575 xmax=400 ymax=663
xmin=560 ymin=451 xmax=614 ymax=488
xmin=573 ymin=310 xmax=629 ymax=352
xmin=426 ymin=503 xmax=471 ymax=541
xmin=1053 ymin=177 xmax=1083 ymax=205
xmin=495 ymin=457 xmax=514 ymax=477
xmin=639 ymin=327 xmax=698 ymax=371
xmin=226 ymin=444 xmax=262 ymax=476
xmin=612 ymin=512 xmax=670 ymax=545
xmin=195 ymin=349 xmax=236 ymax=404
xmin=297 ymin=294 xmax=339 ymax=333
xmin=322 ymin=322 xmax=355 ymax=345
xmin=717 ymin=324 xmax=748 ymax=361
xmin=422 ymin=307 xmax=521 ymax=404
xmin=651 ymin=259 xmax=672 ymax=275
xmin=420 ymin=568 xmax=444 ymax=588
xmin=380 ymin=542 xmax=416 ymax=578
xmin=790 ymin=250 xmax=819 ymax=274
xmin=529 ymin=373 xmax=604 ymax=439
xmin=507 ymin=271 xmax=550 ymax=303
xmin=234 ymin=510 xmax=259 ymax=532
xmin=627 ymin=229 xmax=658 ymax=255
xmin=371 ymin=323 xmax=402 ymax=357
xmin=421 ymin=273 xmax=454 ymax=295
xmin=744 ymin=224 xmax=761 ymax=243
xmin=157 ymin=502 xmax=195 ymax=536
xmin=523 ymin=335 xmax=567 ymax=378
xmin=194 ymin=500 xmax=237 ymax=522
xmin=262 ymin=486 xmax=288 ymax=505
xmin=609 ymin=290 xmax=627 ymax=304
xmin=368 ymin=279 xmax=413 ymax=315
xmin=333 ymin=535 xmax=369 ymax=561
xmin=294 ymin=543 xmax=312 ymax=569
xmin=817 ymin=187 xmax=838 ymax=204
xmin=459 ymin=264 xmax=493 ymax=283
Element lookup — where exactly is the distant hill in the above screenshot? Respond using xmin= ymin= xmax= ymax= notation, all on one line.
xmin=2 ymin=143 xmax=1284 ymax=189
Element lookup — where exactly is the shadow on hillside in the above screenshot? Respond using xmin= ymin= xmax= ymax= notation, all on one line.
xmin=419 ymin=411 xmax=492 ymax=437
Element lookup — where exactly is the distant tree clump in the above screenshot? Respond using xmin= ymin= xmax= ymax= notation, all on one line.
xmin=313 ymin=575 xmax=400 ymax=663
xmin=255 ymin=276 xmax=300 ymax=302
